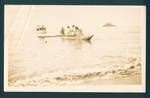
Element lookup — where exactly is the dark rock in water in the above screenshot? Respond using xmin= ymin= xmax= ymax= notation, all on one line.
xmin=128 ymin=57 xmax=137 ymax=64
xmin=55 ymin=77 xmax=64 ymax=80
xmin=112 ymin=70 xmax=116 ymax=74
xmin=76 ymin=75 xmax=81 ymax=78
xmin=96 ymin=72 xmax=101 ymax=75
xmin=117 ymin=69 xmax=122 ymax=72
xmin=103 ymin=22 xmax=116 ymax=27
xmin=136 ymin=63 xmax=141 ymax=66
xmin=119 ymin=71 xmax=127 ymax=75
xmin=83 ymin=73 xmax=93 ymax=78
xmin=44 ymin=79 xmax=50 ymax=83
xmin=130 ymin=66 xmax=135 ymax=69
xmin=104 ymin=71 xmax=109 ymax=75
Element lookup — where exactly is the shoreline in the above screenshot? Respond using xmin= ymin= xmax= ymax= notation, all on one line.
xmin=81 ymin=74 xmax=141 ymax=85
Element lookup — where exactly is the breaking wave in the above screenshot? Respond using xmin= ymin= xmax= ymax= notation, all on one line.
xmin=8 ymin=56 xmax=142 ymax=87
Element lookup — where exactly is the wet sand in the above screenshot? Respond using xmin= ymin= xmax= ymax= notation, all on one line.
xmin=82 ymin=74 xmax=141 ymax=85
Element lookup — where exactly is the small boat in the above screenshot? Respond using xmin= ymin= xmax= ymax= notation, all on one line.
xmin=36 ymin=25 xmax=46 ymax=34
xmin=38 ymin=34 xmax=94 ymax=41
xmin=37 ymin=25 xmax=94 ymax=40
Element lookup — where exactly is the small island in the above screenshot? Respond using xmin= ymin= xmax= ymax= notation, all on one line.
xmin=103 ymin=22 xmax=116 ymax=27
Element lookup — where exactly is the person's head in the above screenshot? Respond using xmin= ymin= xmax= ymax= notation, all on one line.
xmin=72 ymin=25 xmax=75 ymax=28
xmin=75 ymin=26 xmax=79 ymax=30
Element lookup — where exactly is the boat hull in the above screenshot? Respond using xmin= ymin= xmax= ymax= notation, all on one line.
xmin=38 ymin=35 xmax=94 ymax=40
xmin=62 ymin=35 xmax=94 ymax=40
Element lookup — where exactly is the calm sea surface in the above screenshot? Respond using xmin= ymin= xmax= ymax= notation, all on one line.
xmin=8 ymin=31 xmax=142 ymax=86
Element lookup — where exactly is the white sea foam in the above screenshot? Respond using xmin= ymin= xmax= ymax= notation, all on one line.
xmin=8 ymin=56 xmax=141 ymax=87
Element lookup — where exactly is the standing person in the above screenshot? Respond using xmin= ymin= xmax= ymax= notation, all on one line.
xmin=75 ymin=26 xmax=79 ymax=36
xmin=60 ymin=27 xmax=65 ymax=35
xmin=67 ymin=26 xmax=71 ymax=35
xmin=67 ymin=25 xmax=75 ymax=35
xmin=36 ymin=25 xmax=40 ymax=31
xmin=72 ymin=25 xmax=76 ymax=35
xmin=75 ymin=26 xmax=84 ymax=37
xmin=41 ymin=25 xmax=46 ymax=33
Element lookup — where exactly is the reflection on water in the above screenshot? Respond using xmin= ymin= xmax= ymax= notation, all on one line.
xmin=39 ymin=37 xmax=92 ymax=49
xmin=61 ymin=39 xmax=92 ymax=50
xmin=8 ymin=32 xmax=142 ymax=86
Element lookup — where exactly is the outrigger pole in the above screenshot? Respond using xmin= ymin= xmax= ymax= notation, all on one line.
xmin=38 ymin=35 xmax=76 ymax=38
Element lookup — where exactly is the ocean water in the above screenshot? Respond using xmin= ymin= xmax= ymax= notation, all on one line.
xmin=7 ymin=30 xmax=142 ymax=87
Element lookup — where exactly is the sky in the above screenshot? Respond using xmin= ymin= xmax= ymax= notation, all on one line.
xmin=5 ymin=5 xmax=145 ymax=33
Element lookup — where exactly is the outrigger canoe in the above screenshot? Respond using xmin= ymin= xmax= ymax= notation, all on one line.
xmin=38 ymin=34 xmax=94 ymax=40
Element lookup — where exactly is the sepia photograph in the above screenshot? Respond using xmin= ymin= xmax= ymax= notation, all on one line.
xmin=4 ymin=5 xmax=146 ymax=92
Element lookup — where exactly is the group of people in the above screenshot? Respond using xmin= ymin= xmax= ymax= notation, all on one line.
xmin=36 ymin=25 xmax=46 ymax=31
xmin=36 ymin=24 xmax=84 ymax=36
xmin=36 ymin=25 xmax=46 ymax=34
xmin=62 ymin=25 xmax=84 ymax=36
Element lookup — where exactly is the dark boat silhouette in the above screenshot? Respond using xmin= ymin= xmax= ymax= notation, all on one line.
xmin=38 ymin=34 xmax=94 ymax=41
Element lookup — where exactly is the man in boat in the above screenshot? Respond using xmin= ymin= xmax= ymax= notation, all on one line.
xmin=67 ymin=25 xmax=75 ymax=36
xmin=74 ymin=26 xmax=84 ymax=37
xmin=60 ymin=27 xmax=65 ymax=35
xmin=72 ymin=25 xmax=76 ymax=34
xmin=36 ymin=25 xmax=40 ymax=31
xmin=41 ymin=25 xmax=46 ymax=31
